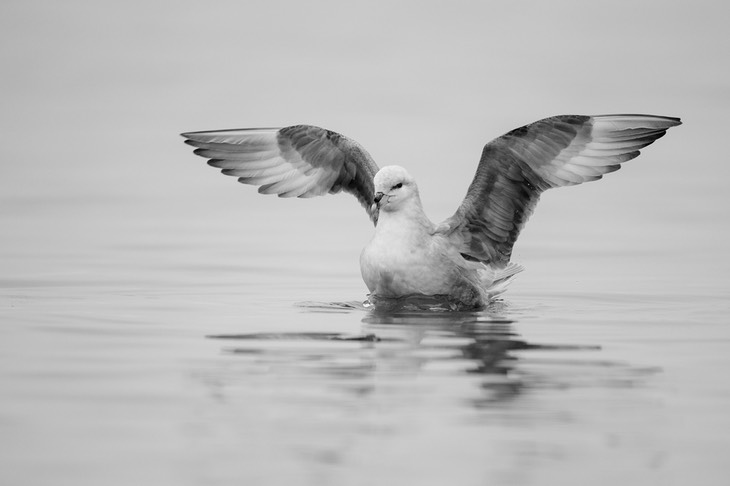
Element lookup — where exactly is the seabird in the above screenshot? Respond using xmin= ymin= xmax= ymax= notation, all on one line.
xmin=182 ymin=114 xmax=681 ymax=308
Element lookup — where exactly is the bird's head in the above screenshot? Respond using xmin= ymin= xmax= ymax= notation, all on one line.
xmin=372 ymin=165 xmax=419 ymax=213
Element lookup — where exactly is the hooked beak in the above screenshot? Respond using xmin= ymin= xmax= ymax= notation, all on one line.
xmin=373 ymin=192 xmax=385 ymax=205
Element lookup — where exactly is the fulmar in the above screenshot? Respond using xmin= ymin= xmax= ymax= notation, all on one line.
xmin=182 ymin=114 xmax=680 ymax=308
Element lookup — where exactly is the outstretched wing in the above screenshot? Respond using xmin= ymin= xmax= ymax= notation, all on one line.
xmin=438 ymin=114 xmax=682 ymax=266
xmin=181 ymin=125 xmax=380 ymax=224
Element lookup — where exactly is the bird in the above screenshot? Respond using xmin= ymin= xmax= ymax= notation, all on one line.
xmin=182 ymin=114 xmax=681 ymax=309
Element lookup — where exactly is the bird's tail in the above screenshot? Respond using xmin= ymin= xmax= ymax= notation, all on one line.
xmin=485 ymin=262 xmax=525 ymax=299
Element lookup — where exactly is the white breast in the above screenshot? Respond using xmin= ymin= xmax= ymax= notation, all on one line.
xmin=359 ymin=211 xmax=461 ymax=297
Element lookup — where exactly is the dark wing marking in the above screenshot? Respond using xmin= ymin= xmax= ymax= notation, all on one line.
xmin=181 ymin=125 xmax=380 ymax=224
xmin=437 ymin=114 xmax=682 ymax=266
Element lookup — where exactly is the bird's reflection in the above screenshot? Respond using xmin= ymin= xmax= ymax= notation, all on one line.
xmin=195 ymin=299 xmax=660 ymax=477
xmin=361 ymin=300 xmax=601 ymax=406
xmin=208 ymin=299 xmax=602 ymax=408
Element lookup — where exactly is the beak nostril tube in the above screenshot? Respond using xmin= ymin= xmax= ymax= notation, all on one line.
xmin=374 ymin=192 xmax=384 ymax=204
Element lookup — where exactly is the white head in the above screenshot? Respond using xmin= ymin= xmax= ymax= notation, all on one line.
xmin=372 ymin=165 xmax=420 ymax=213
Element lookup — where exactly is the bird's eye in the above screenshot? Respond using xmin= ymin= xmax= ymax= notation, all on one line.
xmin=392 ymin=182 xmax=403 ymax=190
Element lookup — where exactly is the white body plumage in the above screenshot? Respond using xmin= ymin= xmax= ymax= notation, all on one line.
xmin=359 ymin=166 xmax=520 ymax=306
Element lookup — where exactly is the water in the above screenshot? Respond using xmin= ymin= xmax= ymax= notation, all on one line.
xmin=2 ymin=1 xmax=730 ymax=485
xmin=1 ymin=189 xmax=728 ymax=486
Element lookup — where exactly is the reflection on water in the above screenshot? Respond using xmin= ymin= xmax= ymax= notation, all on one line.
xmin=207 ymin=302 xmax=656 ymax=411
xmin=189 ymin=301 xmax=673 ymax=484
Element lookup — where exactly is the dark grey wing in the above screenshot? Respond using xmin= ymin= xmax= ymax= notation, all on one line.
xmin=181 ymin=125 xmax=380 ymax=224
xmin=437 ymin=114 xmax=682 ymax=266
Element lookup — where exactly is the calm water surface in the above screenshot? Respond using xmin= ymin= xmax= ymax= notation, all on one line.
xmin=1 ymin=193 xmax=728 ymax=486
